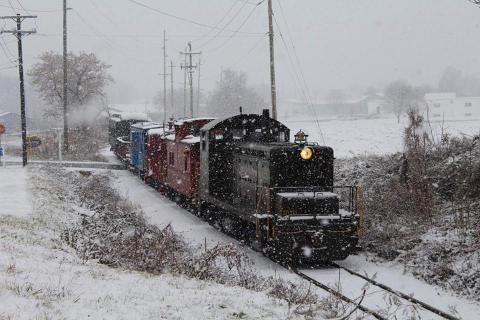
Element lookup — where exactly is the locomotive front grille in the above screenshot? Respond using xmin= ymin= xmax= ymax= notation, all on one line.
xmin=275 ymin=191 xmax=340 ymax=218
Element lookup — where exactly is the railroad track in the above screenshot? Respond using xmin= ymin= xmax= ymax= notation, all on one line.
xmin=329 ymin=262 xmax=460 ymax=320
xmin=290 ymin=263 xmax=460 ymax=320
xmin=194 ymin=209 xmax=461 ymax=319
xmin=291 ymin=268 xmax=388 ymax=320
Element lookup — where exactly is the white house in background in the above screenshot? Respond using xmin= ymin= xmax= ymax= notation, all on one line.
xmin=283 ymin=94 xmax=388 ymax=120
xmin=424 ymin=93 xmax=480 ymax=120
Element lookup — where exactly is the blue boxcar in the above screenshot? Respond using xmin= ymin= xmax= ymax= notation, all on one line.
xmin=130 ymin=122 xmax=162 ymax=173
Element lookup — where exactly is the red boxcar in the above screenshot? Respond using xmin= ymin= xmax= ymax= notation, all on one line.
xmin=145 ymin=127 xmax=170 ymax=187
xmin=157 ymin=118 xmax=214 ymax=200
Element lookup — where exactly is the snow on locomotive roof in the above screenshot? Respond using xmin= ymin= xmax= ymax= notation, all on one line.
xmin=276 ymin=192 xmax=338 ymax=199
xmin=165 ymin=134 xmax=176 ymax=141
xmin=148 ymin=127 xmax=169 ymax=135
xmin=181 ymin=135 xmax=201 ymax=144
xmin=174 ymin=117 xmax=215 ymax=126
xmin=131 ymin=122 xmax=162 ymax=129
xmin=110 ymin=112 xmax=150 ymax=122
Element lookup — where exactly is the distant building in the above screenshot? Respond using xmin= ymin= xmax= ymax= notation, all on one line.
xmin=424 ymin=93 xmax=480 ymax=120
xmin=285 ymin=94 xmax=387 ymax=119
xmin=0 ymin=111 xmax=22 ymax=133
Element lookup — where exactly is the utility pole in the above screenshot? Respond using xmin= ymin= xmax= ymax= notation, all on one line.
xmin=170 ymin=60 xmax=174 ymax=116
xmin=0 ymin=14 xmax=37 ymax=166
xmin=162 ymin=30 xmax=167 ymax=124
xmin=181 ymin=42 xmax=201 ymax=117
xmin=183 ymin=48 xmax=187 ymax=117
xmin=197 ymin=55 xmax=201 ymax=117
xmin=63 ymin=0 xmax=69 ymax=152
xmin=267 ymin=0 xmax=277 ymax=120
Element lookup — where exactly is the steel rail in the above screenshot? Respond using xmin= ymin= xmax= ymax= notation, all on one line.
xmin=291 ymin=268 xmax=388 ymax=320
xmin=330 ymin=262 xmax=460 ymax=320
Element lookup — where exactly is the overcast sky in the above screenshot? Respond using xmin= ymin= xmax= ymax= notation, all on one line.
xmin=1 ymin=0 xmax=480 ymax=104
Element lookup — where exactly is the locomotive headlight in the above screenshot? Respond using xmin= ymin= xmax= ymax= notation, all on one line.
xmin=300 ymin=147 xmax=313 ymax=160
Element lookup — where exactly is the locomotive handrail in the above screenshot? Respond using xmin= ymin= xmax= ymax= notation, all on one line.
xmin=270 ymin=185 xmax=359 ymax=214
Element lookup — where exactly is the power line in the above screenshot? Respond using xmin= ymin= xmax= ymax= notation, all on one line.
xmin=71 ymin=9 xmax=119 ymax=52
xmin=124 ymin=0 xmax=263 ymax=35
xmin=273 ymin=2 xmax=325 ymax=143
xmin=196 ymin=0 xmax=250 ymax=50
xmin=34 ymin=32 xmax=263 ymax=39
xmin=6 ymin=0 xmax=17 ymax=14
xmin=0 ymin=35 xmax=17 ymax=64
xmin=87 ymin=0 xmax=118 ymax=27
xmin=194 ymin=0 xmax=241 ymax=44
xmin=0 ymin=4 xmax=60 ymax=12
xmin=231 ymin=36 xmax=264 ymax=66
xmin=204 ymin=0 xmax=265 ymax=53
xmin=14 ymin=0 xmax=39 ymax=30
xmin=71 ymin=9 xmax=154 ymax=65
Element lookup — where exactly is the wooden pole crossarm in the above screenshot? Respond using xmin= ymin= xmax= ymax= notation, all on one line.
xmin=0 ymin=15 xmax=37 ymax=19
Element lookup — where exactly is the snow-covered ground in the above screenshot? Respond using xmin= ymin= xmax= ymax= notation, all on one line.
xmin=0 ymin=166 xmax=315 ymax=319
xmin=283 ymin=116 xmax=480 ymax=158
xmin=111 ymin=166 xmax=480 ymax=319
xmin=1 ymin=160 xmax=479 ymax=318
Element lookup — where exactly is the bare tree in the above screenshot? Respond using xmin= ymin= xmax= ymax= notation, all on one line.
xmin=206 ymin=69 xmax=265 ymax=117
xmin=384 ymin=81 xmax=423 ymax=123
xmin=28 ymin=51 xmax=113 ymax=118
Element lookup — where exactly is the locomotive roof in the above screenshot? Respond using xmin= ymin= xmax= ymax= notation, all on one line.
xmin=235 ymin=142 xmax=334 ymax=155
xmin=200 ymin=113 xmax=288 ymax=132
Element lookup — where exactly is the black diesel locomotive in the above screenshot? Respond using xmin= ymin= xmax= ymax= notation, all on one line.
xmin=198 ymin=110 xmax=360 ymax=262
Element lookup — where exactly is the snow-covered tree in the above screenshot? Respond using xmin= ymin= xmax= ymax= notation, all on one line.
xmin=28 ymin=51 xmax=113 ymax=118
xmin=384 ymin=81 xmax=424 ymax=123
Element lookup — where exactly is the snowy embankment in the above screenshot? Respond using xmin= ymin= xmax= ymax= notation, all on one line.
xmin=0 ymin=166 xmax=324 ymax=319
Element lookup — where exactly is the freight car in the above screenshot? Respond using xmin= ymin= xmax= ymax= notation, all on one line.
xmin=130 ymin=122 xmax=162 ymax=177
xmin=108 ymin=112 xmax=150 ymax=163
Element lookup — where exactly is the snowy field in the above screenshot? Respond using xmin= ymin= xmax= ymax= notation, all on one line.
xmin=283 ymin=116 xmax=480 ymax=158
xmin=2 ymin=116 xmax=479 ymax=161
